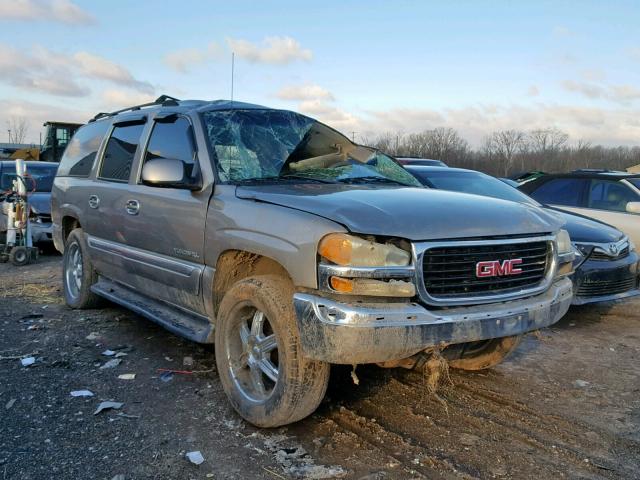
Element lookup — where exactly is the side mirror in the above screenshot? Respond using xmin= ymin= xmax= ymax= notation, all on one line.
xmin=141 ymin=158 xmax=201 ymax=190
xmin=626 ymin=201 xmax=640 ymax=214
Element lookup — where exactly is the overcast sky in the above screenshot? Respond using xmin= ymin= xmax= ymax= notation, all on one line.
xmin=0 ymin=0 xmax=639 ymax=146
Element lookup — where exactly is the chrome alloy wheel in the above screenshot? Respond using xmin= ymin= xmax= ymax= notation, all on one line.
xmin=226 ymin=307 xmax=280 ymax=402
xmin=64 ymin=242 xmax=83 ymax=299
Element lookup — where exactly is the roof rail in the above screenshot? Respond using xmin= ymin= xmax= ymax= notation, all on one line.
xmin=90 ymin=95 xmax=181 ymax=122
xmin=571 ymin=168 xmax=613 ymax=173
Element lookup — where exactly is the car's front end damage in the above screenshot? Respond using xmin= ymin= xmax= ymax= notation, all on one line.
xmin=572 ymin=236 xmax=640 ymax=305
xmin=294 ymin=231 xmax=574 ymax=364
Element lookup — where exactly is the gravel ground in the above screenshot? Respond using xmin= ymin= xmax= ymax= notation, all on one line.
xmin=0 ymin=254 xmax=638 ymax=479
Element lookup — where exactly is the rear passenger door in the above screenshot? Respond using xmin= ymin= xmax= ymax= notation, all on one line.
xmin=116 ymin=114 xmax=210 ymax=314
xmin=83 ymin=115 xmax=147 ymax=285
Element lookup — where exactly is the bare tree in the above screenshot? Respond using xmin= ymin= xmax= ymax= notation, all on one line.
xmin=486 ymin=130 xmax=527 ymax=176
xmin=6 ymin=117 xmax=29 ymax=144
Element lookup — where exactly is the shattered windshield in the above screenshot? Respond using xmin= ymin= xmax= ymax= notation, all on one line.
xmin=202 ymin=109 xmax=420 ymax=187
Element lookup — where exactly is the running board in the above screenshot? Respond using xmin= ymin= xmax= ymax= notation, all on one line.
xmin=91 ymin=279 xmax=213 ymax=343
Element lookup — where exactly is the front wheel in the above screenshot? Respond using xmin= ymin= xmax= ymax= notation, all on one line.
xmin=443 ymin=335 xmax=523 ymax=370
xmin=62 ymin=228 xmax=102 ymax=309
xmin=215 ymin=274 xmax=330 ymax=427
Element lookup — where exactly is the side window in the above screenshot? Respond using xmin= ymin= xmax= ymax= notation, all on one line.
xmin=143 ymin=117 xmax=197 ymax=178
xmin=57 ymin=120 xmax=110 ymax=177
xmin=99 ymin=123 xmax=145 ymax=182
xmin=529 ymin=178 xmax=589 ymax=207
xmin=588 ymin=180 xmax=639 ymax=212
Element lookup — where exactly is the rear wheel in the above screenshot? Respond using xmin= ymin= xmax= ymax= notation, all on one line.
xmin=62 ymin=228 xmax=102 ymax=309
xmin=215 ymin=274 xmax=330 ymax=427
xmin=444 ymin=335 xmax=523 ymax=370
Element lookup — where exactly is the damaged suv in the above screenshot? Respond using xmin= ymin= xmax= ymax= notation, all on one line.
xmin=52 ymin=96 xmax=574 ymax=427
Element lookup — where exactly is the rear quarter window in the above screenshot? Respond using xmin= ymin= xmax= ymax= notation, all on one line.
xmin=57 ymin=120 xmax=110 ymax=177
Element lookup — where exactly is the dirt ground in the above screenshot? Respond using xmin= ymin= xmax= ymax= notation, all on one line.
xmin=1 ymin=254 xmax=638 ymax=480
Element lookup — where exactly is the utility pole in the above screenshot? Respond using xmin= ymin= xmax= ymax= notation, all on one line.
xmin=8 ymin=129 xmax=11 ymax=143
xmin=351 ymin=131 xmax=356 ymax=142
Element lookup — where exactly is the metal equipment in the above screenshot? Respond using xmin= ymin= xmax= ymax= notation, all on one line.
xmin=0 ymin=159 xmax=38 ymax=265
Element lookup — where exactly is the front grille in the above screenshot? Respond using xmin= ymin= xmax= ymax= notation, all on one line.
xmin=422 ymin=240 xmax=550 ymax=300
xmin=576 ymin=275 xmax=637 ymax=297
xmin=589 ymin=246 xmax=629 ymax=261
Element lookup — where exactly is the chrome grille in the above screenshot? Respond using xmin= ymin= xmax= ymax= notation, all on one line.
xmin=422 ymin=240 xmax=551 ymax=300
xmin=589 ymin=246 xmax=629 ymax=261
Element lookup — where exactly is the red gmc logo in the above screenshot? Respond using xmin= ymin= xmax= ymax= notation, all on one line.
xmin=476 ymin=259 xmax=524 ymax=278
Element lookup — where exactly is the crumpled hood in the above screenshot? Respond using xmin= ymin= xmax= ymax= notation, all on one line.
xmin=236 ymin=184 xmax=564 ymax=241
xmin=548 ymin=207 xmax=623 ymax=243
xmin=27 ymin=192 xmax=51 ymax=215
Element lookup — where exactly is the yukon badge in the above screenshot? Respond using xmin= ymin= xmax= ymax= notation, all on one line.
xmin=476 ymin=259 xmax=523 ymax=278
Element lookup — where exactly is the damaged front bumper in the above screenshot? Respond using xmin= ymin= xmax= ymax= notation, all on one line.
xmin=293 ymin=277 xmax=573 ymax=364
xmin=572 ymin=252 xmax=640 ymax=305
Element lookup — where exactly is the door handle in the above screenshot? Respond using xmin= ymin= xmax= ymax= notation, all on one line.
xmin=125 ymin=199 xmax=140 ymax=215
xmin=88 ymin=195 xmax=100 ymax=209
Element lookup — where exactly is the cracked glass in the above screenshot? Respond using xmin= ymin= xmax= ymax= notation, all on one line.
xmin=203 ymin=109 xmax=420 ymax=187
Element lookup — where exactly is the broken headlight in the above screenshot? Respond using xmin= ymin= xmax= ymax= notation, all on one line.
xmin=318 ymin=233 xmax=415 ymax=297
xmin=318 ymin=233 xmax=410 ymax=267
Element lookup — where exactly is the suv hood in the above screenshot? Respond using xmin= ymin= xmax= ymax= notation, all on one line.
xmin=547 ymin=207 xmax=623 ymax=243
xmin=236 ymin=184 xmax=564 ymax=241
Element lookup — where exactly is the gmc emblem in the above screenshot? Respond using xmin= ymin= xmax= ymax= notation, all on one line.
xmin=476 ymin=259 xmax=523 ymax=278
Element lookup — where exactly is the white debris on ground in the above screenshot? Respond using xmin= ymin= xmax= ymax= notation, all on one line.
xmin=118 ymin=373 xmax=136 ymax=380
xmin=186 ymin=450 xmax=205 ymax=465
xmin=20 ymin=357 xmax=35 ymax=367
xmin=252 ymin=432 xmax=347 ymax=479
xmin=94 ymin=401 xmax=124 ymax=415
xmin=70 ymin=390 xmax=94 ymax=397
xmin=99 ymin=358 xmax=122 ymax=370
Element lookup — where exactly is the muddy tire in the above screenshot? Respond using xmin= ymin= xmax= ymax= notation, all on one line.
xmin=215 ymin=274 xmax=330 ymax=427
xmin=444 ymin=335 xmax=523 ymax=371
xmin=62 ymin=228 xmax=102 ymax=309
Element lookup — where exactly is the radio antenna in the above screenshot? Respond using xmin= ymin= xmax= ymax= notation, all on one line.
xmin=231 ymin=52 xmax=235 ymax=103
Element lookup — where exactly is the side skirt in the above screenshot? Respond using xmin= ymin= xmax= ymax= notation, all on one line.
xmin=91 ymin=278 xmax=214 ymax=343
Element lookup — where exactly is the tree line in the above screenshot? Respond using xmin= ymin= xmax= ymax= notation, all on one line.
xmin=363 ymin=127 xmax=640 ymax=177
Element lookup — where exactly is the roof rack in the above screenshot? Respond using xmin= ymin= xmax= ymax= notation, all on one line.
xmin=90 ymin=95 xmax=181 ymax=122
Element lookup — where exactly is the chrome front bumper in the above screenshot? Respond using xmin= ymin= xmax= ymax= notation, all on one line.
xmin=293 ymin=277 xmax=573 ymax=364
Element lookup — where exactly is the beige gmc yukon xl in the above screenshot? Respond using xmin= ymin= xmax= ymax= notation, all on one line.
xmin=52 ymin=96 xmax=575 ymax=427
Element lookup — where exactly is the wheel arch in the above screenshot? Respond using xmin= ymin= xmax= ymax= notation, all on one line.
xmin=210 ymin=249 xmax=292 ymax=318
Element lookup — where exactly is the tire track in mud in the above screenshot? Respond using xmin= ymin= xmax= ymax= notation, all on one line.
xmin=325 ymin=406 xmax=473 ymax=479
xmin=372 ymin=371 xmax=631 ymax=479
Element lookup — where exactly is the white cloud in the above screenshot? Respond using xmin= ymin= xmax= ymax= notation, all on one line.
xmin=227 ymin=36 xmax=312 ymax=65
xmin=562 ymin=79 xmax=640 ymax=105
xmin=358 ymin=103 xmax=640 ymax=147
xmin=297 ymin=100 xmax=360 ymax=132
xmin=0 ymin=98 xmax=90 ymax=144
xmin=276 ymin=84 xmax=334 ymax=101
xmin=163 ymin=43 xmax=224 ymax=73
xmin=0 ymin=0 xmax=95 ymax=25
xmin=0 ymin=44 xmax=154 ymax=97
xmin=74 ymin=51 xmax=154 ymax=93
xmin=562 ymin=80 xmax=605 ymax=99
xmin=0 ymin=44 xmax=89 ymax=96
xmin=527 ymin=85 xmax=540 ymax=97
xmin=101 ymin=90 xmax=156 ymax=109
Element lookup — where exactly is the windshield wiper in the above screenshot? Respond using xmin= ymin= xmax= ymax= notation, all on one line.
xmin=336 ymin=176 xmax=410 ymax=186
xmin=235 ymin=174 xmax=336 ymax=185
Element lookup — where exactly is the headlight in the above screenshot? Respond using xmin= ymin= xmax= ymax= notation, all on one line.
xmin=629 ymin=238 xmax=636 ymax=252
xmin=556 ymin=229 xmax=572 ymax=255
xmin=318 ymin=233 xmax=411 ymax=267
